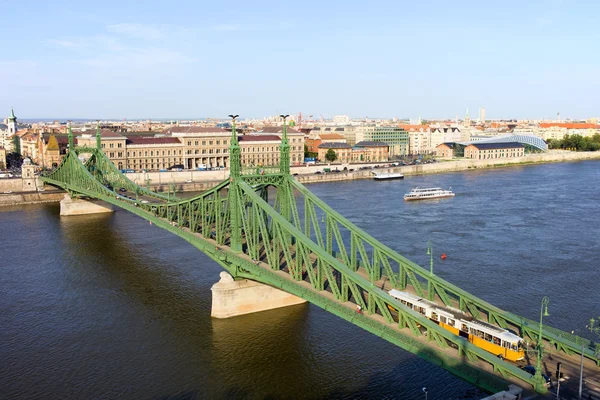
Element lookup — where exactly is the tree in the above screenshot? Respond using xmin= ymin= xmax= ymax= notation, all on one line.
xmin=325 ymin=148 xmax=338 ymax=162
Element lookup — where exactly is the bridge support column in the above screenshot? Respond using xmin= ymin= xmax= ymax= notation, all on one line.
xmin=60 ymin=194 xmax=114 ymax=216
xmin=211 ymin=272 xmax=306 ymax=318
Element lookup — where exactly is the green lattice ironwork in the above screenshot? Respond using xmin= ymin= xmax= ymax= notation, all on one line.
xmin=40 ymin=120 xmax=600 ymax=395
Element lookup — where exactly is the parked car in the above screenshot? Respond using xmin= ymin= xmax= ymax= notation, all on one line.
xmin=314 ymin=171 xmax=322 ymax=175
xmin=119 ymin=188 xmax=127 ymax=192
xmin=521 ymin=366 xmax=550 ymax=384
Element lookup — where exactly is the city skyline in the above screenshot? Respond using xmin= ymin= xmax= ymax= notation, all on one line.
xmin=3 ymin=0 xmax=599 ymax=119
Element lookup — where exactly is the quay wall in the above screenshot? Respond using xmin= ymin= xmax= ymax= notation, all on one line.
xmin=0 ymin=191 xmax=65 ymax=206
xmin=2 ymin=151 xmax=599 ymax=206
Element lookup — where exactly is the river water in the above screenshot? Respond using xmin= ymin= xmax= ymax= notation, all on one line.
xmin=1 ymin=161 xmax=599 ymax=399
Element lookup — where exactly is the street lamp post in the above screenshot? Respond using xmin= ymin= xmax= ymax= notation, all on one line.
xmin=534 ymin=296 xmax=550 ymax=391
xmin=427 ymin=240 xmax=434 ymax=301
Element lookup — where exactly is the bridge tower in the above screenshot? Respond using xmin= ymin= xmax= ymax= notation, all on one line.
xmin=96 ymin=121 xmax=102 ymax=150
xmin=67 ymin=121 xmax=74 ymax=152
xmin=278 ymin=115 xmax=292 ymax=224
xmin=228 ymin=114 xmax=242 ymax=253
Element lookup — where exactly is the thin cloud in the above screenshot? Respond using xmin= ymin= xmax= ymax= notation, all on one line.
xmin=213 ymin=24 xmax=242 ymax=32
xmin=106 ymin=23 xmax=164 ymax=40
xmin=47 ymin=39 xmax=81 ymax=48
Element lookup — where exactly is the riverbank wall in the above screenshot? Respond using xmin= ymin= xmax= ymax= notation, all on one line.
xmin=2 ymin=151 xmax=599 ymax=206
xmin=0 ymin=191 xmax=65 ymax=206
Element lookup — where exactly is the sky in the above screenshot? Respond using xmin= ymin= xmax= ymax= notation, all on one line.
xmin=1 ymin=0 xmax=599 ymax=120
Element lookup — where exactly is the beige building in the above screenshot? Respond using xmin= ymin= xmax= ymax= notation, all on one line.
xmin=239 ymin=132 xmax=304 ymax=167
xmin=125 ymin=137 xmax=184 ymax=171
xmin=435 ymin=143 xmax=457 ymax=158
xmin=166 ymin=126 xmax=231 ymax=169
xmin=317 ymin=142 xmax=352 ymax=163
xmin=352 ymin=141 xmax=388 ymax=162
xmin=77 ymin=130 xmax=128 ymax=169
xmin=0 ymin=146 xmax=6 ymax=169
xmin=464 ymin=142 xmax=524 ymax=159
xmin=259 ymin=127 xmax=305 ymax=165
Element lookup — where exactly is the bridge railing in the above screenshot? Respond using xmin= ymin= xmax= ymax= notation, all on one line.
xmin=289 ymin=177 xmax=600 ymax=365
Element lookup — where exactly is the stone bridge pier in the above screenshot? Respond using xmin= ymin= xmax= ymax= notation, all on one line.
xmin=59 ymin=194 xmax=114 ymax=216
xmin=211 ymin=272 xmax=307 ymax=318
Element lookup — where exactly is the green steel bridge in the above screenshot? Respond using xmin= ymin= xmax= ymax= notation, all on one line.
xmin=41 ymin=121 xmax=600 ymax=396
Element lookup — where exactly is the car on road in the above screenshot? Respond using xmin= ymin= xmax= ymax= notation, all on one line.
xmin=119 ymin=188 xmax=127 ymax=192
xmin=141 ymin=200 xmax=149 ymax=204
xmin=314 ymin=171 xmax=322 ymax=174
xmin=3 ymin=190 xmax=13 ymax=194
xmin=185 ymin=179 xmax=193 ymax=183
xmin=521 ymin=365 xmax=550 ymax=385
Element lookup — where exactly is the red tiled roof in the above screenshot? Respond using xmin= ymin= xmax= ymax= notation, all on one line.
xmin=163 ymin=126 xmax=227 ymax=134
xmin=398 ymin=124 xmax=430 ymax=131
xmin=319 ymin=133 xmax=345 ymax=140
xmin=238 ymin=134 xmax=281 ymax=142
xmin=539 ymin=123 xmax=599 ymax=129
xmin=126 ymin=137 xmax=182 ymax=145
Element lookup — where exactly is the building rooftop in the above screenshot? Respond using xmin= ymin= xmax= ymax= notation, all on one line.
xmin=354 ymin=141 xmax=388 ymax=147
xmin=318 ymin=142 xmax=352 ymax=149
xmin=539 ymin=123 xmax=599 ymax=129
xmin=76 ymin=129 xmax=125 ymax=139
xmin=238 ymin=134 xmax=281 ymax=142
xmin=260 ymin=126 xmax=301 ymax=134
xmin=163 ymin=126 xmax=227 ymax=134
xmin=126 ymin=137 xmax=182 ymax=145
xmin=468 ymin=142 xmax=524 ymax=150
xmin=319 ymin=133 xmax=345 ymax=140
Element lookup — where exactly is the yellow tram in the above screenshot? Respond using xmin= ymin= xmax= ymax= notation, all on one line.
xmin=388 ymin=289 xmax=525 ymax=361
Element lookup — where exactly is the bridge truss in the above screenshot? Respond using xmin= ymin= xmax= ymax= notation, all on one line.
xmin=42 ymin=123 xmax=599 ymax=395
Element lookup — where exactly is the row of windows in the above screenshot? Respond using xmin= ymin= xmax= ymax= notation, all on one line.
xmin=101 ymin=142 xmax=124 ymax=149
xmin=187 ymin=149 xmax=226 ymax=155
xmin=128 ymin=150 xmax=183 ymax=157
xmin=186 ymin=139 xmax=228 ymax=146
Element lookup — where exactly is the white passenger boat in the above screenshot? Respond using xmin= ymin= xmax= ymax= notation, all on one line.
xmin=373 ymin=172 xmax=404 ymax=180
xmin=403 ymin=187 xmax=454 ymax=201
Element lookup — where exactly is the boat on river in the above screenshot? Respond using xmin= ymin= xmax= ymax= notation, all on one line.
xmin=373 ymin=172 xmax=404 ymax=180
xmin=403 ymin=187 xmax=454 ymax=201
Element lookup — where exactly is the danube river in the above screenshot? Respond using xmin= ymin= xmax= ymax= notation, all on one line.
xmin=1 ymin=161 xmax=599 ymax=399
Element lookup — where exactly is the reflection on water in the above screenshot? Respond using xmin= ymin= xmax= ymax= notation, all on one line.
xmin=1 ymin=161 xmax=599 ymax=399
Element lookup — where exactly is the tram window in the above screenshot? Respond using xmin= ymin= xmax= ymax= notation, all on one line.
xmin=448 ymin=319 xmax=455 ymax=327
xmin=493 ymin=337 xmax=501 ymax=345
xmin=511 ymin=343 xmax=518 ymax=351
xmin=431 ymin=312 xmax=438 ymax=321
xmin=407 ymin=303 xmax=413 ymax=309
xmin=469 ymin=327 xmax=476 ymax=335
xmin=484 ymin=333 xmax=492 ymax=341
xmin=461 ymin=324 xmax=468 ymax=332
xmin=440 ymin=316 xmax=447 ymax=324
xmin=502 ymin=341 xmax=510 ymax=348
xmin=418 ymin=307 xmax=426 ymax=315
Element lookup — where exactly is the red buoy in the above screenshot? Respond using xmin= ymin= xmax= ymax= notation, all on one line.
xmin=441 ymin=253 xmax=447 ymax=260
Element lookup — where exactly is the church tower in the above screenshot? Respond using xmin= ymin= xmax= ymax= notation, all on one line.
xmin=7 ymin=108 xmax=18 ymax=135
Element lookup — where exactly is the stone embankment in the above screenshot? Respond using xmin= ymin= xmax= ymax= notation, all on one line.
xmin=2 ymin=151 xmax=599 ymax=206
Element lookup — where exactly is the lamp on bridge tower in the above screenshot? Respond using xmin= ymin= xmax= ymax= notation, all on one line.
xmin=228 ymin=114 xmax=240 ymax=179
xmin=534 ymin=296 xmax=550 ymax=391
xmin=228 ymin=114 xmax=243 ymax=253
xmin=279 ymin=114 xmax=290 ymax=175
xmin=67 ymin=120 xmax=74 ymax=152
xmin=96 ymin=120 xmax=101 ymax=151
